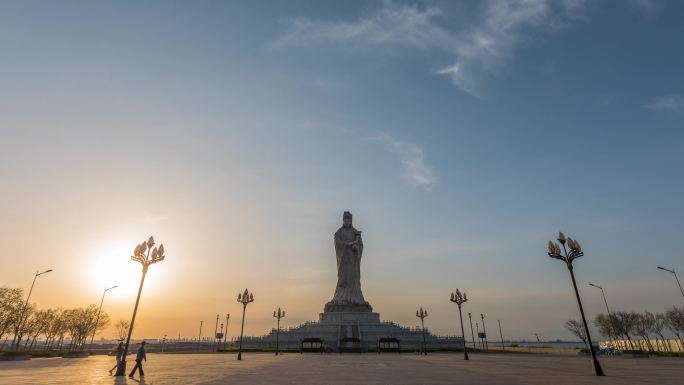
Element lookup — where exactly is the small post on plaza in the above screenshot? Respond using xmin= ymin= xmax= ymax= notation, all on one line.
xmin=218 ymin=323 xmax=224 ymax=352
xmin=213 ymin=314 xmax=219 ymax=352
xmin=115 ymin=236 xmax=166 ymax=377
xmin=198 ymin=320 xmax=203 ymax=351
xmin=273 ymin=307 xmax=285 ymax=356
xmin=90 ymin=285 xmax=117 ymax=350
xmin=236 ymin=288 xmax=254 ymax=360
xmin=416 ymin=307 xmax=428 ymax=355
xmin=162 ymin=334 xmax=167 ymax=353
xmin=480 ymin=314 xmax=489 ymax=351
xmin=497 ymin=320 xmax=504 ymax=350
xmin=468 ymin=313 xmax=476 ymax=349
xmin=548 ymin=232 xmax=604 ymax=376
xmin=449 ymin=289 xmax=469 ymax=360
xmin=223 ymin=314 xmax=230 ymax=349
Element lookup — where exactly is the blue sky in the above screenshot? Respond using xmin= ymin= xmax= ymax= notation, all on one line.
xmin=1 ymin=0 xmax=683 ymax=340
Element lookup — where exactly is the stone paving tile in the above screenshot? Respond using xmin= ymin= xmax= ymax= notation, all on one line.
xmin=0 ymin=353 xmax=291 ymax=385
xmin=1 ymin=352 xmax=683 ymax=385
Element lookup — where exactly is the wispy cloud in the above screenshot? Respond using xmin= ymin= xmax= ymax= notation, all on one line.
xmin=644 ymin=95 xmax=684 ymax=112
xmin=437 ymin=0 xmax=586 ymax=97
xmin=367 ymin=132 xmax=437 ymax=189
xmin=272 ymin=2 xmax=450 ymax=50
xmin=627 ymin=0 xmax=662 ymax=14
xmin=274 ymin=1 xmax=589 ymax=97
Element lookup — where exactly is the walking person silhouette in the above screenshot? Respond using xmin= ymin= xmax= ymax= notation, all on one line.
xmin=108 ymin=341 xmax=124 ymax=376
xmin=128 ymin=341 xmax=147 ymax=379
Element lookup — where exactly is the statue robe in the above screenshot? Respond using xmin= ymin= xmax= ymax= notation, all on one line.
xmin=331 ymin=225 xmax=366 ymax=305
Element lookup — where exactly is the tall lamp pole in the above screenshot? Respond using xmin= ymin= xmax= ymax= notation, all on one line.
xmin=115 ymin=236 xmax=166 ymax=377
xmin=218 ymin=324 xmax=223 ymax=351
xmin=468 ymin=313 xmax=476 ymax=349
xmin=588 ymin=283 xmax=611 ymax=314
xmin=273 ymin=307 xmax=285 ymax=356
xmin=657 ymin=266 xmax=684 ymax=299
xmin=449 ymin=289 xmax=469 ymax=360
xmin=89 ymin=285 xmax=117 ymax=349
xmin=476 ymin=322 xmax=482 ymax=349
xmin=11 ymin=269 xmax=52 ymax=351
xmin=198 ymin=320 xmax=203 ymax=351
xmin=548 ymin=231 xmax=604 ymax=376
xmin=497 ymin=320 xmax=504 ymax=350
xmin=416 ymin=307 xmax=428 ymax=356
xmin=223 ymin=314 xmax=230 ymax=349
xmin=236 ymin=288 xmax=254 ymax=361
xmin=213 ymin=314 xmax=219 ymax=352
xmin=480 ymin=314 xmax=489 ymax=351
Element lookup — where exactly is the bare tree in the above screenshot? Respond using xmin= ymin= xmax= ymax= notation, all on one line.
xmin=564 ymin=319 xmax=588 ymax=349
xmin=12 ymin=303 xmax=36 ymax=351
xmin=0 ymin=287 xmax=24 ymax=346
xmin=633 ymin=312 xmax=655 ymax=352
xmin=115 ymin=320 xmax=130 ymax=341
xmin=648 ymin=312 xmax=671 ymax=352
xmin=665 ymin=306 xmax=684 ymax=349
xmin=614 ymin=311 xmax=638 ymax=350
xmin=593 ymin=313 xmax=621 ymax=347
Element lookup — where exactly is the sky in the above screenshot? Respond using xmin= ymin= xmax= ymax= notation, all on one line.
xmin=1 ymin=0 xmax=683 ymax=342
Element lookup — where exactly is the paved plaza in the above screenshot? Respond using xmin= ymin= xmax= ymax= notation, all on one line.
xmin=1 ymin=352 xmax=683 ymax=385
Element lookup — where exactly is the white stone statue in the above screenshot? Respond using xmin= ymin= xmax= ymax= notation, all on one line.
xmin=325 ymin=211 xmax=372 ymax=312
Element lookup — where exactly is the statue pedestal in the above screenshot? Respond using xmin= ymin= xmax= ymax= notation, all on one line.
xmin=323 ymin=301 xmax=373 ymax=313
xmin=318 ymin=311 xmax=381 ymax=325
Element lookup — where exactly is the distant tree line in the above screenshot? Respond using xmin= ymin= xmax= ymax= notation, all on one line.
xmin=565 ymin=307 xmax=684 ymax=352
xmin=0 ymin=286 xmax=110 ymax=352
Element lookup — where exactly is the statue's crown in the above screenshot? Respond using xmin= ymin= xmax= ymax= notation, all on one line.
xmin=343 ymin=211 xmax=352 ymax=218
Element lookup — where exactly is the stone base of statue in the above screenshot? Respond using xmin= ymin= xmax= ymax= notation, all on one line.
xmin=240 ymin=306 xmax=462 ymax=351
xmin=318 ymin=310 xmax=380 ymax=324
xmin=323 ymin=300 xmax=373 ymax=313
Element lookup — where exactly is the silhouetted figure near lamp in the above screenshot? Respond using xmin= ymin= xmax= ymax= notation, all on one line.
xmin=108 ymin=341 xmax=124 ymax=376
xmin=128 ymin=341 xmax=147 ymax=379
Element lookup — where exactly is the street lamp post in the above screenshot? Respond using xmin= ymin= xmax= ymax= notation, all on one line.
xmin=273 ymin=307 xmax=285 ymax=356
xmin=449 ymin=289 xmax=469 ymax=360
xmin=89 ymin=285 xmax=118 ymax=350
xmin=480 ymin=314 xmax=489 ymax=351
xmin=657 ymin=266 xmax=684 ymax=299
xmin=416 ymin=307 xmax=428 ymax=355
xmin=548 ymin=231 xmax=604 ymax=376
xmin=11 ymin=269 xmax=53 ymax=351
xmin=476 ymin=322 xmax=482 ymax=350
xmin=162 ymin=334 xmax=167 ymax=353
xmin=497 ymin=320 xmax=504 ymax=350
xmin=236 ymin=288 xmax=254 ymax=361
xmin=213 ymin=314 xmax=219 ymax=352
xmin=115 ymin=236 xmax=166 ymax=377
xmin=198 ymin=320 xmax=203 ymax=351
xmin=218 ymin=324 xmax=223 ymax=351
xmin=223 ymin=314 xmax=230 ymax=350
xmin=588 ymin=283 xmax=611 ymax=314
xmin=468 ymin=313 xmax=476 ymax=349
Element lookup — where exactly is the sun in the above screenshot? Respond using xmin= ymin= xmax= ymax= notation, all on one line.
xmin=88 ymin=241 xmax=161 ymax=298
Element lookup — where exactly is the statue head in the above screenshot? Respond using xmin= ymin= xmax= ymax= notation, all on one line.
xmin=343 ymin=211 xmax=352 ymax=228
